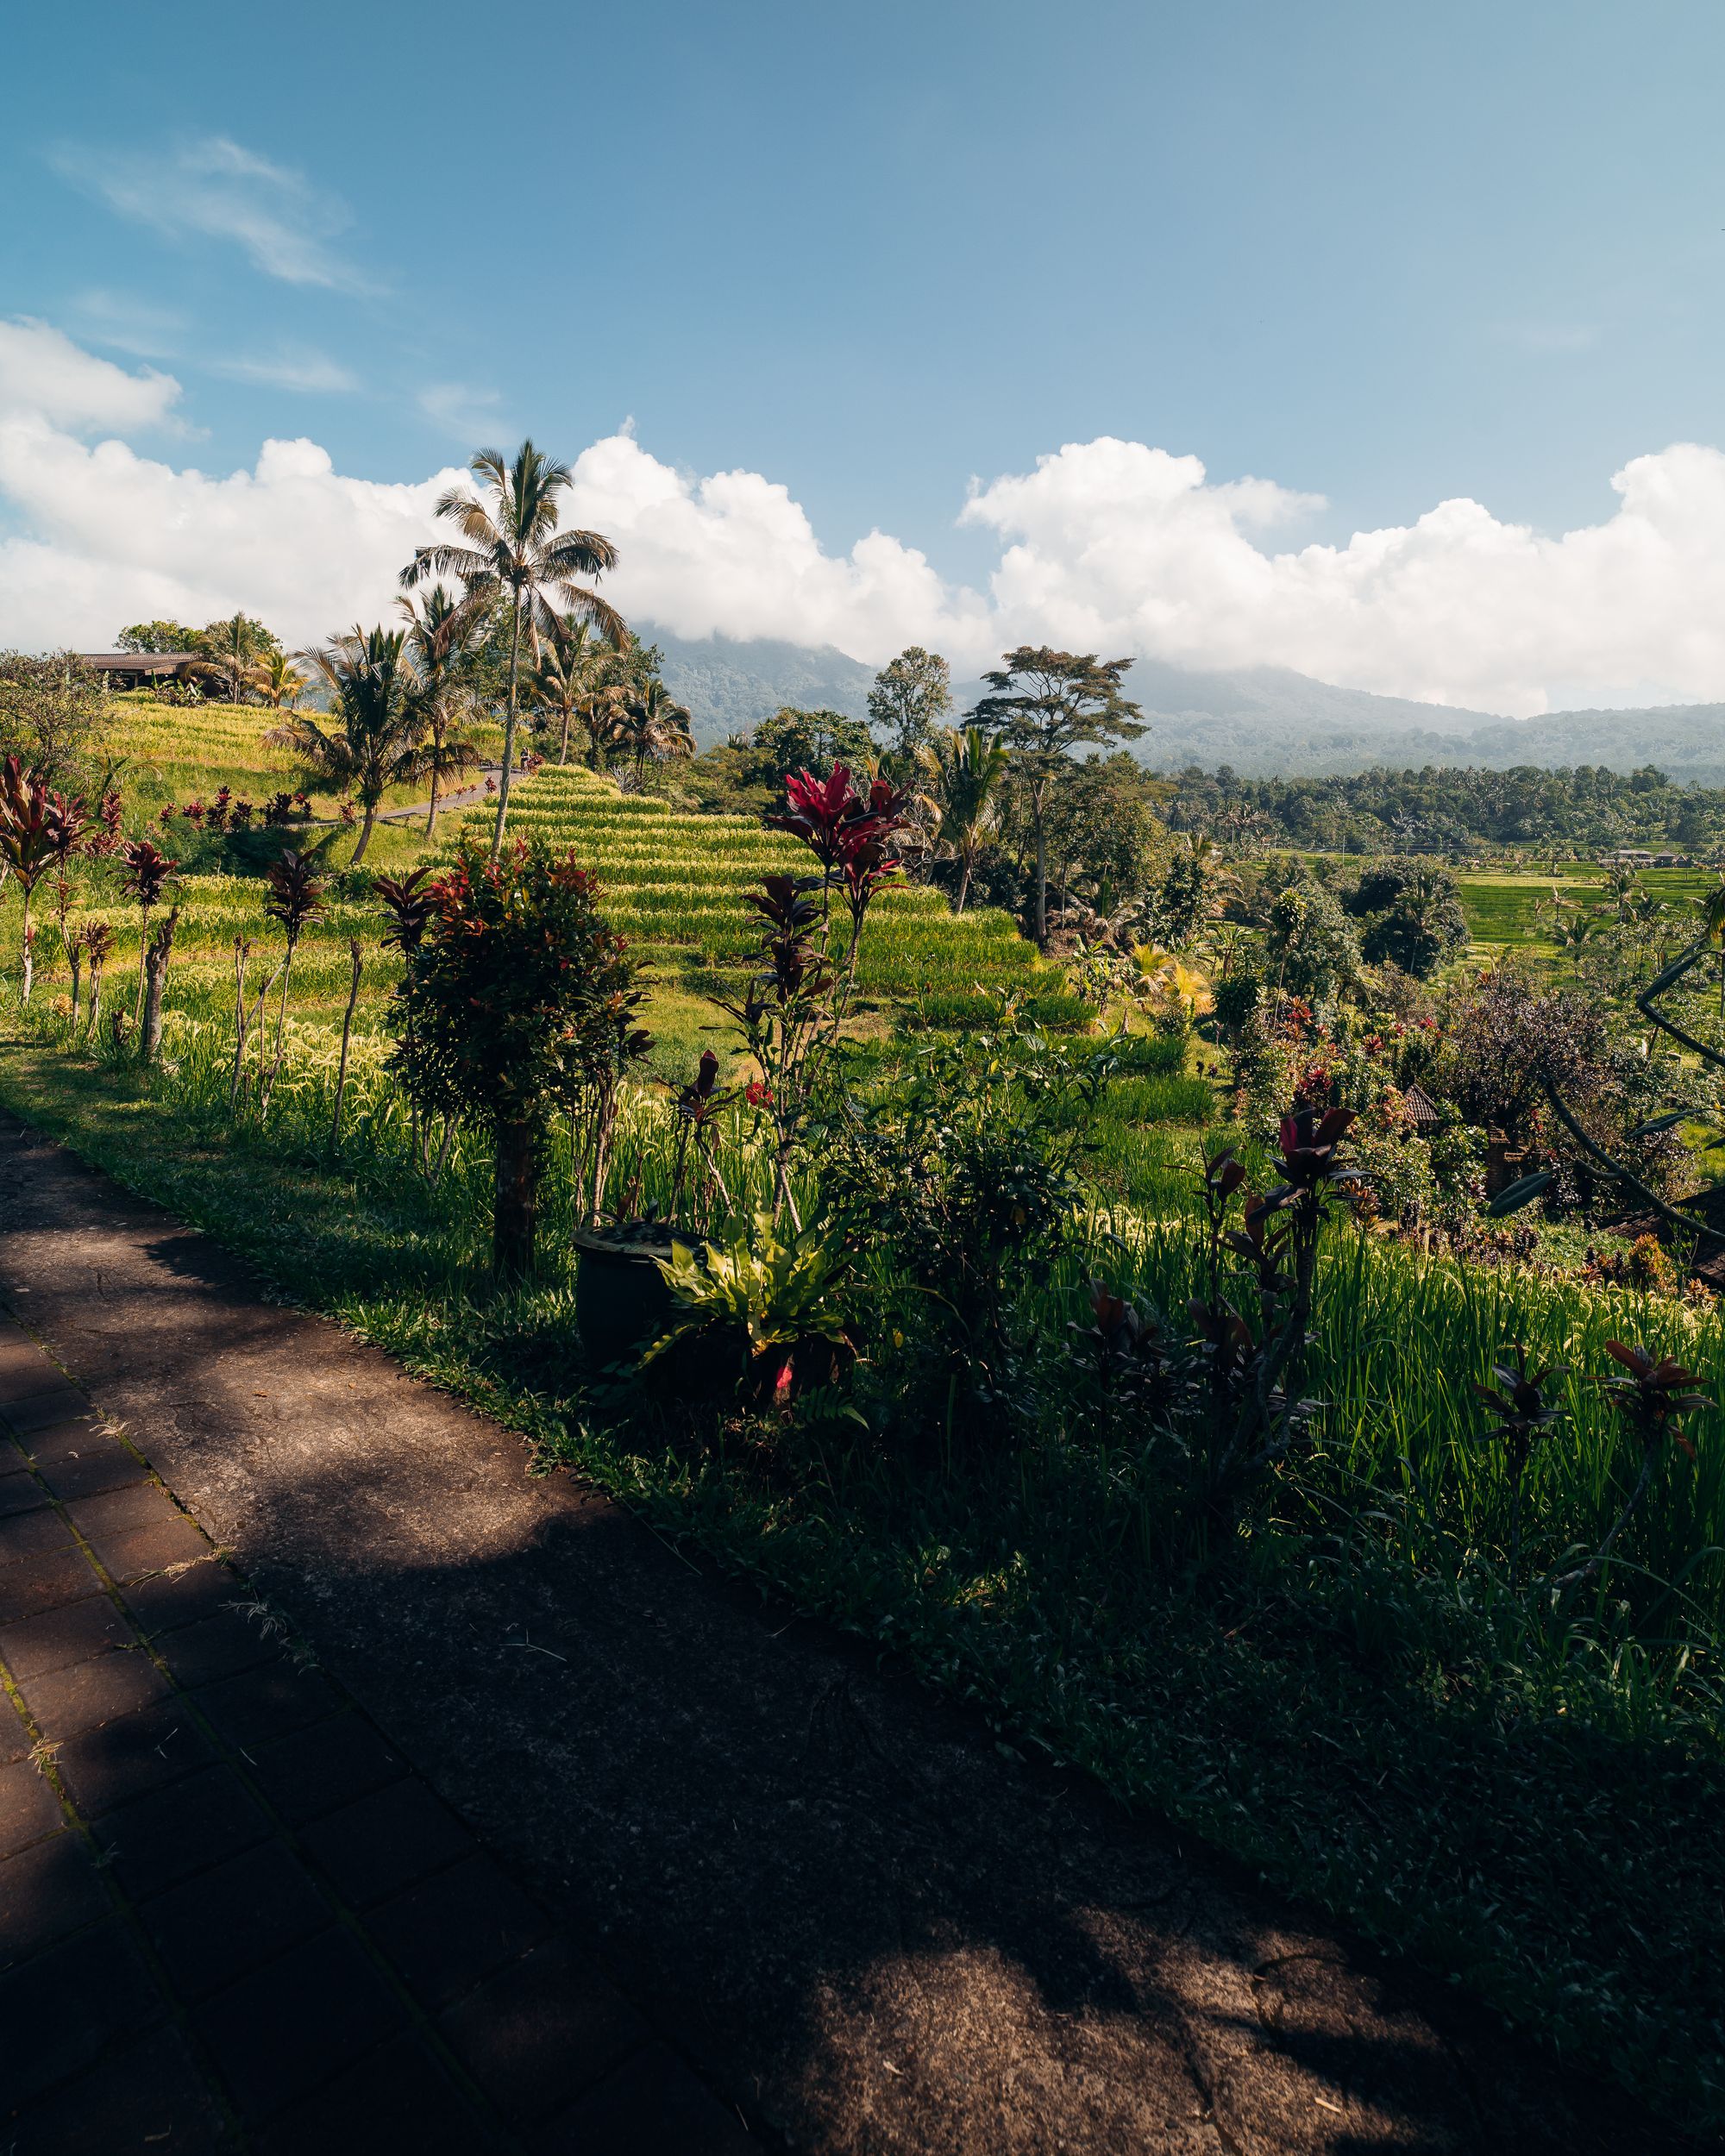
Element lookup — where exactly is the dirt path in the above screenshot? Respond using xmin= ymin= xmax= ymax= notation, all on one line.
xmin=0 ymin=1110 xmax=1692 ymax=2153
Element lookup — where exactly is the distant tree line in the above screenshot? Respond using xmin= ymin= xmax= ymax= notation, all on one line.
xmin=1158 ymin=761 xmax=1725 ymax=857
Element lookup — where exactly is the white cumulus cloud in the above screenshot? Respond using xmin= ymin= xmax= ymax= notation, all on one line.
xmin=3 ymin=321 xmax=1725 ymax=717
xmin=0 ymin=319 xmax=182 ymax=436
xmin=958 ymin=436 xmax=1725 ymax=713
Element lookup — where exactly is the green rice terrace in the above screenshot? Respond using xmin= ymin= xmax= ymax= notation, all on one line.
xmin=7 ymin=628 xmax=1725 ymax=2142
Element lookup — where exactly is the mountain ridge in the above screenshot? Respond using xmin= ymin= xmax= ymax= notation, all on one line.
xmin=639 ymin=623 xmax=1724 ymax=781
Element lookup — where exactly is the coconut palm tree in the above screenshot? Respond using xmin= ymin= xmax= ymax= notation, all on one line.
xmin=605 ymin=679 xmax=694 ymax=784
xmin=1696 ymin=874 xmax=1725 ymax=1013
xmin=198 ymin=613 xmax=268 ymax=705
xmin=530 ymin=617 xmax=600 ymax=768
xmin=916 ymin=726 xmax=1010 ymax=913
xmin=396 ymin=585 xmax=481 ymax=839
xmin=401 ymin=442 xmax=626 ymax=859
xmin=252 ymin=649 xmax=308 ymax=711
xmin=272 ymin=627 xmax=423 ymax=865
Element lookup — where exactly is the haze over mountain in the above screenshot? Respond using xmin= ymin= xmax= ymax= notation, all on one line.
xmin=643 ymin=624 xmax=1725 ymax=783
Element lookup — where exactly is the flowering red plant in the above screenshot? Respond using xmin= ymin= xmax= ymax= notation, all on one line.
xmin=766 ymin=764 xmax=910 ymax=871
xmin=716 ymin=765 xmax=913 ymax=1223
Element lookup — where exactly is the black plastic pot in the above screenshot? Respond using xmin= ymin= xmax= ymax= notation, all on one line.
xmin=574 ymin=1225 xmax=678 ymax=1369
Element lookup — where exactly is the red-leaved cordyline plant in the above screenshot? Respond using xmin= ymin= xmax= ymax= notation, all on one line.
xmin=1070 ymin=1282 xmax=1169 ymax=1446
xmin=1171 ymin=1111 xmax=1362 ymax=1531
xmin=724 ymin=764 xmax=911 ymax=1223
xmin=78 ymin=920 xmax=116 ymax=1039
xmin=1547 ymin=1342 xmax=1713 ymax=1589
xmin=0 ymin=756 xmax=57 ymax=1002
xmin=373 ymin=868 xmax=441 ymax=1170
xmin=255 ymin=849 xmax=327 ymax=1113
xmin=120 ymin=839 xmax=179 ymax=1024
xmin=1471 ymin=1345 xmax=1568 ymax=1589
xmin=666 ymin=1048 xmax=737 ymax=1236
xmin=43 ymin=791 xmax=91 ymax=981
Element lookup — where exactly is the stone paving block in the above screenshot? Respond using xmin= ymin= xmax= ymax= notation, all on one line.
xmin=0 ymin=1753 xmax=66 ymax=1855
xmin=2 ymin=1388 xmax=93 ymax=1434
xmin=438 ymin=1937 xmax=649 ymax=2127
xmin=0 ymin=1827 xmax=110 ymax=1965
xmin=122 ymin=1555 xmax=240 ymax=1637
xmin=16 ymin=1642 xmax=172 ymax=1739
xmin=5 ymin=2025 xmax=231 ymax=2154
xmin=0 ymin=1545 xmax=101 ymax=1625
xmin=0 ymin=1504 xmax=76 ymax=1568
xmin=243 ymin=1709 xmax=409 ymax=1826
xmin=366 ymin=1851 xmax=553 ymax=2010
xmin=0 ymin=1333 xmax=57 ymax=1398
xmin=141 ymin=1837 xmax=330 ymax=2000
xmin=0 ymin=1592 xmax=135 ymax=1680
xmin=193 ymin=1925 xmax=407 ymax=2120
xmin=66 ymin=1481 xmax=185 ymax=1543
xmin=191 ymin=1658 xmax=337 ymax=1750
xmin=0 ymin=1467 xmax=48 ymax=1519
xmin=300 ymin=1775 xmax=472 ymax=1908
xmin=55 ymin=1698 xmax=214 ymax=1815
xmin=253 ymin=2032 xmax=503 ymax=2156
xmin=97 ymin=1763 xmax=270 ymax=1900
xmin=38 ymin=1443 xmax=153 ymax=1504
xmin=539 ymin=2042 xmax=757 ymax=2155
xmin=20 ymin=1419 xmax=107 ymax=1472
xmin=156 ymin=1606 xmax=282 ymax=1689
xmin=85 ymin=1512 xmax=212 ymax=1584
xmin=0 ymin=1920 xmax=166 ymax=2109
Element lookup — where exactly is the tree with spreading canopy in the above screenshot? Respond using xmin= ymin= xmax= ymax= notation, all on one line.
xmin=970 ymin=647 xmax=1145 ymax=949
xmin=868 ymin=646 xmax=952 ymax=762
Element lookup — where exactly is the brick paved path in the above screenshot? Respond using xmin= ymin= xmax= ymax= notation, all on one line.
xmin=0 ymin=1319 xmax=756 ymax=2153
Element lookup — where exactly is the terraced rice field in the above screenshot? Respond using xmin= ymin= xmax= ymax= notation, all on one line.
xmin=32 ymin=762 xmax=1079 ymax=1092
xmin=438 ymin=766 xmax=1080 ymax=1025
xmin=1458 ymin=866 xmax=1714 ymax=954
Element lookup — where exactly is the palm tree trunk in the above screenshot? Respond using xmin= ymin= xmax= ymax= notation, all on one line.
xmin=492 ymin=1112 xmax=538 ymax=1279
xmin=351 ymin=802 xmax=378 ymax=866
xmin=19 ymin=889 xmax=34 ymax=1004
xmin=491 ymin=599 xmax=524 ymax=862
xmin=426 ymin=755 xmax=442 ymax=840
xmin=956 ymin=851 xmax=973 ymax=915
xmin=133 ymin=903 xmax=152 ymax=1022
xmin=1032 ymin=796 xmax=1049 ymax=950
xmin=558 ymin=707 xmax=572 ymax=765
xmin=138 ymin=908 xmax=179 ymax=1068
xmin=329 ymin=939 xmax=362 ymax=1150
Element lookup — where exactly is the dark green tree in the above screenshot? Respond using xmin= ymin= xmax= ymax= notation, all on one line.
xmin=971 ymin=648 xmax=1145 ymax=948
xmin=868 ymin=647 xmax=951 ymax=761
xmin=393 ymin=842 xmax=644 ymax=1277
xmin=1344 ymin=856 xmax=1470 ymax=977
xmin=116 ymin=620 xmax=202 ymax=655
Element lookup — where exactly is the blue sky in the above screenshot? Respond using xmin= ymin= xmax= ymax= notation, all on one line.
xmin=3 ymin=0 xmax=1725 ymax=711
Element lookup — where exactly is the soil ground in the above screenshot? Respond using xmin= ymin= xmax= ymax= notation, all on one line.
xmin=0 ymin=1106 xmax=1697 ymax=2153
